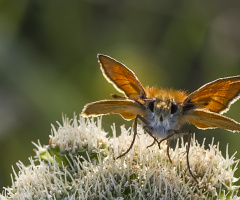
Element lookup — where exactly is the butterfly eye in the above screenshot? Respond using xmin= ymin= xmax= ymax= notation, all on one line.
xmin=171 ymin=102 xmax=178 ymax=114
xmin=148 ymin=100 xmax=155 ymax=112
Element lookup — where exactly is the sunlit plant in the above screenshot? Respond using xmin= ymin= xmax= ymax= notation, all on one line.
xmin=1 ymin=115 xmax=239 ymax=199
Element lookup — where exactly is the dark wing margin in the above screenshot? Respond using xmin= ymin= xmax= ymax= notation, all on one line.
xmin=183 ymin=76 xmax=240 ymax=114
xmin=98 ymin=54 xmax=146 ymax=100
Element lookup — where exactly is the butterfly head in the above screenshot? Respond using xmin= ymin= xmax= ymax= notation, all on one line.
xmin=145 ymin=98 xmax=182 ymax=135
xmin=148 ymin=99 xmax=179 ymax=119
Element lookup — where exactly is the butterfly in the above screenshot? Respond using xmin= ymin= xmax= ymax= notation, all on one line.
xmin=81 ymin=54 xmax=240 ymax=183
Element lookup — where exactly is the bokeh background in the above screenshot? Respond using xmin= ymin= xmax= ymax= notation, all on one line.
xmin=0 ymin=0 xmax=240 ymax=191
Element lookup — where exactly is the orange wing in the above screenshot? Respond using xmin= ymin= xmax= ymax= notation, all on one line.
xmin=98 ymin=54 xmax=146 ymax=100
xmin=183 ymin=76 xmax=240 ymax=114
xmin=81 ymin=100 xmax=146 ymax=120
xmin=183 ymin=109 xmax=240 ymax=132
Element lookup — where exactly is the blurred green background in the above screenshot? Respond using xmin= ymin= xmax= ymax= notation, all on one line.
xmin=0 ymin=0 xmax=240 ymax=191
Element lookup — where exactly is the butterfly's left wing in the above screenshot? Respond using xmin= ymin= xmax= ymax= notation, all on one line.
xmin=183 ymin=109 xmax=240 ymax=132
xmin=182 ymin=76 xmax=240 ymax=132
xmin=183 ymin=76 xmax=240 ymax=114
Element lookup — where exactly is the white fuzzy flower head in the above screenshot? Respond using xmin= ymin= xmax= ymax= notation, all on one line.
xmin=1 ymin=115 xmax=240 ymax=199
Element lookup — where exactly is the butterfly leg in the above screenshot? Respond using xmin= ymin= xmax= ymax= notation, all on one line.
xmin=117 ymin=114 xmax=148 ymax=159
xmin=142 ymin=125 xmax=159 ymax=148
xmin=158 ymin=133 xmax=175 ymax=150
xmin=156 ymin=134 xmax=175 ymax=164
xmin=166 ymin=130 xmax=198 ymax=183
xmin=186 ymin=132 xmax=198 ymax=184
xmin=146 ymin=140 xmax=155 ymax=148
xmin=136 ymin=115 xmax=160 ymax=149
xmin=167 ymin=139 xmax=172 ymax=163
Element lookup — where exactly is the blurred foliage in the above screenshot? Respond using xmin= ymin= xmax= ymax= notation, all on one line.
xmin=0 ymin=0 xmax=240 ymax=191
